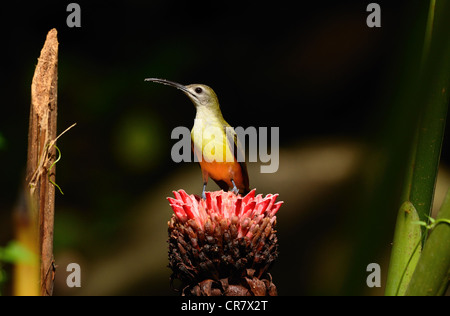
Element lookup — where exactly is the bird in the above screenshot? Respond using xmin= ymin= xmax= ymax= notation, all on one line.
xmin=145 ymin=78 xmax=250 ymax=199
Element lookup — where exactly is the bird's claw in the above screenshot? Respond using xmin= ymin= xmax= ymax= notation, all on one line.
xmin=201 ymin=183 xmax=207 ymax=200
xmin=231 ymin=180 xmax=239 ymax=195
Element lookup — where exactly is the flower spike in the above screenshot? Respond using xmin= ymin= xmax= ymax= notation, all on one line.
xmin=167 ymin=189 xmax=282 ymax=296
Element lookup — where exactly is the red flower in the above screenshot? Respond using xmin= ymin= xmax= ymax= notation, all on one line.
xmin=167 ymin=189 xmax=282 ymax=296
xmin=168 ymin=189 xmax=283 ymax=238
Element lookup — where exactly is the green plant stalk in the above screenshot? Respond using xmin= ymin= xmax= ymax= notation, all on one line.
xmin=408 ymin=0 xmax=448 ymax=234
xmin=405 ymin=189 xmax=450 ymax=295
xmin=385 ymin=202 xmax=422 ymax=296
xmin=385 ymin=0 xmax=450 ymax=295
xmin=420 ymin=0 xmax=435 ymax=70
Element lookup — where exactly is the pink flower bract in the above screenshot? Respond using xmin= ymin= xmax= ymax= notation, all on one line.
xmin=168 ymin=189 xmax=283 ymax=238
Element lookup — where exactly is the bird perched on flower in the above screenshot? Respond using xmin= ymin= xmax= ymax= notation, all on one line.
xmin=145 ymin=78 xmax=250 ymax=199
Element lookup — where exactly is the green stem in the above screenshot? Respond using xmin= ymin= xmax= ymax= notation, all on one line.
xmin=421 ymin=0 xmax=435 ymax=70
xmin=408 ymin=0 xmax=448 ymax=232
xmin=405 ymin=189 xmax=450 ymax=295
xmin=385 ymin=0 xmax=450 ymax=295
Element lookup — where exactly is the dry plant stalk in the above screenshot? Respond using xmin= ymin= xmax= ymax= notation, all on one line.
xmin=24 ymin=28 xmax=59 ymax=296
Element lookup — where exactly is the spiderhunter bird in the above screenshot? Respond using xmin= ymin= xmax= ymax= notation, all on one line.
xmin=145 ymin=78 xmax=250 ymax=199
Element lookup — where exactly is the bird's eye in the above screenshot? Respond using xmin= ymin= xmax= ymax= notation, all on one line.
xmin=195 ymin=87 xmax=203 ymax=94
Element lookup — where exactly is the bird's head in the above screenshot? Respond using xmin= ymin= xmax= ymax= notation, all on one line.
xmin=145 ymin=78 xmax=220 ymax=111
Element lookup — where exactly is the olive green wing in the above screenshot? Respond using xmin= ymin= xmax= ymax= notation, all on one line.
xmin=224 ymin=124 xmax=250 ymax=194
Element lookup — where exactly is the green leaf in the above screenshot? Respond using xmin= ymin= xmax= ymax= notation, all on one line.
xmin=385 ymin=201 xmax=422 ymax=296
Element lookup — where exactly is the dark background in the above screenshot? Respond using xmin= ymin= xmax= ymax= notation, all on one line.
xmin=0 ymin=1 xmax=446 ymax=295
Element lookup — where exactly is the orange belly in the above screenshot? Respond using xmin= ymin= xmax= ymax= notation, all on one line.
xmin=199 ymin=159 xmax=246 ymax=192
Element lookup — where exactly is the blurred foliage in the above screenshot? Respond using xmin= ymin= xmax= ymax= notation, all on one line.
xmin=0 ymin=241 xmax=36 ymax=265
xmin=1 ymin=1 xmax=449 ymax=295
xmin=0 ymin=241 xmax=36 ymax=295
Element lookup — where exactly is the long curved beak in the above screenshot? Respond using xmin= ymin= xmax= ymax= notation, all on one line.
xmin=144 ymin=78 xmax=197 ymax=99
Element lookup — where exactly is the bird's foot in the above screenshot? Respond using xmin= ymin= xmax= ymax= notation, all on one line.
xmin=231 ymin=180 xmax=239 ymax=195
xmin=201 ymin=182 xmax=207 ymax=200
